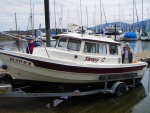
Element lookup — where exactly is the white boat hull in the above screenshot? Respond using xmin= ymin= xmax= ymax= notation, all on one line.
xmin=0 ymin=51 xmax=147 ymax=84
xmin=141 ymin=36 xmax=150 ymax=41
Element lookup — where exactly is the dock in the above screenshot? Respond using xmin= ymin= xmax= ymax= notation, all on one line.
xmin=135 ymin=51 xmax=150 ymax=64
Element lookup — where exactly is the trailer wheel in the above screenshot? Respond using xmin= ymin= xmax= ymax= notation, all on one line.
xmin=0 ymin=76 xmax=12 ymax=85
xmin=114 ymin=83 xmax=126 ymax=97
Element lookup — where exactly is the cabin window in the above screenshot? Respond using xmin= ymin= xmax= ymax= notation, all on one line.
xmin=84 ymin=42 xmax=96 ymax=53
xmin=97 ymin=43 xmax=107 ymax=54
xmin=58 ymin=38 xmax=67 ymax=48
xmin=67 ymin=39 xmax=81 ymax=51
xmin=109 ymin=45 xmax=118 ymax=55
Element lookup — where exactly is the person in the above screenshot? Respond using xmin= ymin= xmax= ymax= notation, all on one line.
xmin=26 ymin=37 xmax=40 ymax=54
xmin=109 ymin=48 xmax=114 ymax=54
xmin=122 ymin=42 xmax=133 ymax=64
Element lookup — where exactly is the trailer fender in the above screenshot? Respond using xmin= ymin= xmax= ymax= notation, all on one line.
xmin=111 ymin=81 xmax=128 ymax=94
xmin=0 ymin=73 xmax=13 ymax=84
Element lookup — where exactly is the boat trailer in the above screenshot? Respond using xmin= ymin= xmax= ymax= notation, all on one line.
xmin=0 ymin=73 xmax=138 ymax=97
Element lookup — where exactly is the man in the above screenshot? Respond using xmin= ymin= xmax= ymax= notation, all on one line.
xmin=26 ymin=37 xmax=40 ymax=54
xmin=122 ymin=42 xmax=133 ymax=64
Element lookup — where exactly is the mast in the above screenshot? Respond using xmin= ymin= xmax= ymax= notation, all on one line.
xmin=119 ymin=3 xmax=121 ymax=27
xmin=100 ymin=0 xmax=102 ymax=31
xmin=54 ymin=0 xmax=57 ymax=34
xmin=122 ymin=9 xmax=125 ymax=31
xmin=114 ymin=11 xmax=116 ymax=23
xmin=44 ymin=0 xmax=50 ymax=47
xmin=68 ymin=9 xmax=69 ymax=24
xmin=15 ymin=13 xmax=18 ymax=34
xmin=80 ymin=0 xmax=84 ymax=36
xmin=95 ymin=4 xmax=97 ymax=33
xmin=33 ymin=4 xmax=34 ymax=31
xmin=80 ymin=0 xmax=83 ymax=27
xmin=60 ymin=3 xmax=63 ymax=33
xmin=142 ymin=0 xmax=143 ymax=27
xmin=77 ymin=5 xmax=78 ymax=25
xmin=133 ymin=0 xmax=134 ymax=31
xmin=101 ymin=1 xmax=108 ymax=26
xmin=86 ymin=6 xmax=88 ymax=28
xmin=30 ymin=0 xmax=33 ymax=34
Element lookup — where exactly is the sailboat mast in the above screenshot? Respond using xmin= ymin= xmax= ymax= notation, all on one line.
xmin=80 ymin=0 xmax=83 ymax=27
xmin=114 ymin=11 xmax=116 ymax=23
xmin=54 ymin=0 xmax=57 ymax=34
xmin=44 ymin=0 xmax=50 ymax=47
xmin=142 ymin=0 xmax=143 ymax=27
xmin=60 ymin=3 xmax=63 ymax=33
xmin=95 ymin=4 xmax=97 ymax=33
xmin=119 ymin=3 xmax=121 ymax=27
xmin=86 ymin=6 xmax=88 ymax=28
xmin=33 ymin=4 xmax=34 ymax=31
xmin=133 ymin=0 xmax=134 ymax=30
xmin=77 ymin=5 xmax=78 ymax=25
xmin=68 ymin=9 xmax=69 ymax=24
xmin=30 ymin=0 xmax=33 ymax=34
xmin=15 ymin=13 xmax=18 ymax=34
xmin=100 ymin=0 xmax=102 ymax=30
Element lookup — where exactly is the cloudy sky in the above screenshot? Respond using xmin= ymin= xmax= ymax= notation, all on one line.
xmin=0 ymin=0 xmax=150 ymax=31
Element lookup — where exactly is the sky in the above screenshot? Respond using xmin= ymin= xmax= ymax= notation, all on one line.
xmin=0 ymin=0 xmax=150 ymax=31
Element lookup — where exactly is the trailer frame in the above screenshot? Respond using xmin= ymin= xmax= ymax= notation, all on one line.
xmin=0 ymin=73 xmax=138 ymax=97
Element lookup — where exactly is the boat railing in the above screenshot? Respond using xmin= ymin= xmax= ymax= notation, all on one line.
xmin=17 ymin=38 xmax=50 ymax=58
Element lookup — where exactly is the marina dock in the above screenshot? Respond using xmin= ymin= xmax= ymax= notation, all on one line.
xmin=135 ymin=51 xmax=150 ymax=64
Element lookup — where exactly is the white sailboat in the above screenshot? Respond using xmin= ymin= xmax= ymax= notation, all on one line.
xmin=141 ymin=8 xmax=150 ymax=41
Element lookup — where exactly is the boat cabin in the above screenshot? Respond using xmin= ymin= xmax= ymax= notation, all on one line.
xmin=33 ymin=33 xmax=122 ymax=65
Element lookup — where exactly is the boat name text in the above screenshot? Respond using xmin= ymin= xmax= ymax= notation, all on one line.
xmin=10 ymin=58 xmax=32 ymax=65
xmin=84 ymin=57 xmax=99 ymax=63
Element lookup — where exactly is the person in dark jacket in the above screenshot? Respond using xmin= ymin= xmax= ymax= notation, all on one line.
xmin=26 ymin=37 xmax=40 ymax=54
xmin=122 ymin=42 xmax=133 ymax=64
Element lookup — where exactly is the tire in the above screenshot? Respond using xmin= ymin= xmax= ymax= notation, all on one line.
xmin=114 ymin=83 xmax=126 ymax=97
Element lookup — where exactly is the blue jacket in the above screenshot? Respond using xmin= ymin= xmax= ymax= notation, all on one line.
xmin=26 ymin=42 xmax=40 ymax=54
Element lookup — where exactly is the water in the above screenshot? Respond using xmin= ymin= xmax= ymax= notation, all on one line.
xmin=121 ymin=40 xmax=150 ymax=53
xmin=0 ymin=40 xmax=150 ymax=113
xmin=130 ymin=69 xmax=150 ymax=113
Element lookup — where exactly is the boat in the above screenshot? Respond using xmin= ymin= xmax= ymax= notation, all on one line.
xmin=123 ymin=32 xmax=138 ymax=41
xmin=104 ymin=26 xmax=124 ymax=41
xmin=0 ymin=32 xmax=147 ymax=86
xmin=141 ymin=31 xmax=150 ymax=41
xmin=141 ymin=14 xmax=150 ymax=41
xmin=36 ymin=30 xmax=47 ymax=42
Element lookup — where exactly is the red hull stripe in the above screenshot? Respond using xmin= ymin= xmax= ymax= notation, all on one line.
xmin=1 ymin=53 xmax=146 ymax=74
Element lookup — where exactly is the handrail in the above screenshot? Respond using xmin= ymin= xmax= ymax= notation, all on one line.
xmin=35 ymin=39 xmax=50 ymax=58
